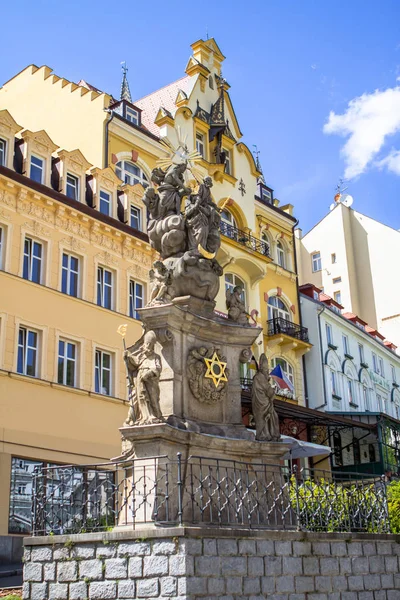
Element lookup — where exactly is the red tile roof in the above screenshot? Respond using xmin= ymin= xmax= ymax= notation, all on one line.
xmin=134 ymin=76 xmax=195 ymax=137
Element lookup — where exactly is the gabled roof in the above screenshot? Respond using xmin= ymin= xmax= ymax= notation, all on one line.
xmin=134 ymin=76 xmax=196 ymax=137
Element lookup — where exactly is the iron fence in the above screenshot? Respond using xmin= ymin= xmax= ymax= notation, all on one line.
xmin=31 ymin=455 xmax=390 ymax=536
xmin=220 ymin=221 xmax=271 ymax=257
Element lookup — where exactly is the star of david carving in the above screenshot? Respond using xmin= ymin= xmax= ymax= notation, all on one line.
xmin=203 ymin=351 xmax=228 ymax=388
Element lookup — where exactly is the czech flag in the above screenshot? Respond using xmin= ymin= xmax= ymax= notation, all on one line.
xmin=270 ymin=364 xmax=294 ymax=392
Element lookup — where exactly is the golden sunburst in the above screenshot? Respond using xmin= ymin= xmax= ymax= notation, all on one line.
xmin=157 ymin=126 xmax=204 ymax=183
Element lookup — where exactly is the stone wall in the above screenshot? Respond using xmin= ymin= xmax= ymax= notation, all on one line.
xmin=23 ymin=527 xmax=400 ymax=600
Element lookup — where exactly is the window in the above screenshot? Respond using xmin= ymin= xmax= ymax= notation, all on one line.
xmin=23 ymin=237 xmax=42 ymax=283
xmin=261 ymin=186 xmax=272 ymax=203
xmin=209 ymin=75 xmax=214 ymax=89
xmin=196 ymin=132 xmax=205 ymax=158
xmin=97 ymin=266 xmax=113 ymax=309
xmin=353 ymin=437 xmax=361 ymax=464
xmin=391 ymin=365 xmax=397 ymax=383
xmin=126 ymin=107 xmax=139 ymax=125
xmin=342 ymin=334 xmax=349 ymax=356
xmin=333 ymin=277 xmax=342 ymax=284
xmin=61 ymin=253 xmax=79 ymax=297
xmin=332 ymin=431 xmax=343 ymax=466
xmin=220 ymin=209 xmax=237 ymax=240
xmin=359 ymin=344 xmax=365 ymax=364
xmin=225 ymin=273 xmax=246 ymax=304
xmin=276 ymin=241 xmax=286 ymax=269
xmin=130 ymin=205 xmax=142 ymax=230
xmin=347 ymin=378 xmax=356 ymax=405
xmin=268 ymin=296 xmax=290 ymax=321
xmin=312 ymin=252 xmax=322 ymax=272
xmin=271 ymin=357 xmax=295 ymax=388
xmin=363 ymin=386 xmax=370 ymax=411
xmin=331 ymin=253 xmax=336 ymax=264
xmin=9 ymin=457 xmax=44 ymax=534
xmin=334 ymin=291 xmax=342 ymax=305
xmin=129 ymin=280 xmax=144 ymax=320
xmin=331 ymin=370 xmax=338 ymax=396
xmin=58 ymin=340 xmax=76 ymax=387
xmin=30 ymin=155 xmax=44 ymax=184
xmin=95 ymin=349 xmax=112 ymax=396
xmin=377 ymin=393 xmax=382 ymax=412
xmin=223 ymin=148 xmax=231 ymax=175
xmin=372 ymin=352 xmax=379 ymax=374
xmin=313 ymin=290 xmax=319 ymax=300
xmin=0 ymin=138 xmax=6 ymax=166
xmin=99 ymin=190 xmax=111 ymax=216
xmin=17 ymin=327 xmax=38 ymax=377
xmin=66 ymin=173 xmax=79 ymax=201
xmin=326 ymin=323 xmax=333 ymax=346
xmin=379 ymin=357 xmax=385 ymax=377
xmin=115 ymin=161 xmax=148 ymax=187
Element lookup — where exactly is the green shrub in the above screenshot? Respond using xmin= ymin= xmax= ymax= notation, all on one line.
xmin=387 ymin=479 xmax=400 ymax=533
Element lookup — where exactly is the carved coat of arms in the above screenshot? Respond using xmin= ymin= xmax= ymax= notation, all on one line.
xmin=187 ymin=346 xmax=228 ymax=404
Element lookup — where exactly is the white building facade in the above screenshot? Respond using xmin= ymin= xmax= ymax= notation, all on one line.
xmin=296 ymin=201 xmax=400 ymax=352
xmin=301 ymin=283 xmax=400 ymax=475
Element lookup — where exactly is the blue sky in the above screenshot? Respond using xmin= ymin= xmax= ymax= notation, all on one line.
xmin=1 ymin=0 xmax=399 ymax=232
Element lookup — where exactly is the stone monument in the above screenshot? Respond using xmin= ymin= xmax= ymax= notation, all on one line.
xmin=117 ymin=139 xmax=290 ymax=525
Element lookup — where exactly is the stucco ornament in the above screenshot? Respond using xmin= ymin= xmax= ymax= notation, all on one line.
xmin=142 ymin=133 xmax=224 ymax=304
xmin=124 ymin=330 xmax=163 ymax=425
xmin=252 ymin=354 xmax=281 ymax=442
xmin=187 ymin=346 xmax=228 ymax=404
xmin=226 ymin=285 xmax=249 ymax=325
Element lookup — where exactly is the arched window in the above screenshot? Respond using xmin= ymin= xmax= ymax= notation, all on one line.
xmin=332 ymin=431 xmax=343 ymax=466
xmin=268 ymin=296 xmax=291 ymax=322
xmin=277 ymin=240 xmax=286 ymax=269
xmin=115 ymin=161 xmax=148 ymax=187
xmin=270 ymin=357 xmax=294 ymax=388
xmin=225 ymin=273 xmax=246 ymax=304
xmin=220 ymin=209 xmax=237 ymax=240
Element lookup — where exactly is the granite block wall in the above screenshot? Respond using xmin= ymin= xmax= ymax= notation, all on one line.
xmin=23 ymin=528 xmax=400 ymax=600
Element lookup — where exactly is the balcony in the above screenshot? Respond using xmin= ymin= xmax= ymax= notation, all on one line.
xmin=220 ymin=222 xmax=271 ymax=259
xmin=265 ymin=317 xmax=312 ymax=355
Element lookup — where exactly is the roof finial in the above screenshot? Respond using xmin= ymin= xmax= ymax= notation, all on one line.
xmin=120 ymin=61 xmax=132 ymax=103
xmin=253 ymin=145 xmax=265 ymax=184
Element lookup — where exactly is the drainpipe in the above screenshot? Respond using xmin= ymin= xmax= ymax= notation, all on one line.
xmin=314 ymin=304 xmax=328 ymax=410
xmin=104 ymin=109 xmax=115 ymax=169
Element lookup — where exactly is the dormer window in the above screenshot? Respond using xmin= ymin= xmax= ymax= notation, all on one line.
xmin=66 ymin=173 xmax=80 ymax=201
xmin=0 ymin=139 xmax=6 ymax=166
xmin=126 ymin=107 xmax=139 ymax=125
xmin=99 ymin=190 xmax=111 ymax=216
xmin=30 ymin=155 xmax=44 ymax=184
xmin=261 ymin=186 xmax=272 ymax=203
xmin=130 ymin=205 xmax=142 ymax=230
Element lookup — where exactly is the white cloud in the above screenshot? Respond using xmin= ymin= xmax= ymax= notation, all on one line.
xmin=376 ymin=149 xmax=400 ymax=175
xmin=323 ymin=86 xmax=400 ymax=178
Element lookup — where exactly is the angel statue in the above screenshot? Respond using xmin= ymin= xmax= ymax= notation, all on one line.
xmin=148 ymin=260 xmax=172 ymax=306
xmin=123 ymin=330 xmax=163 ymax=426
xmin=251 ymin=354 xmax=280 ymax=442
xmin=226 ymin=285 xmax=249 ymax=325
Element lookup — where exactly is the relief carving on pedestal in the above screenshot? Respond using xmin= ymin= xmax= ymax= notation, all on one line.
xmin=187 ymin=346 xmax=228 ymax=404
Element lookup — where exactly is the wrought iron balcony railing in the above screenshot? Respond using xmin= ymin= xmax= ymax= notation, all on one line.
xmin=267 ymin=317 xmax=309 ymax=343
xmin=220 ymin=221 xmax=271 ymax=257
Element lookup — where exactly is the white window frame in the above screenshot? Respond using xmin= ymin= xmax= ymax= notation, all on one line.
xmin=126 ymin=107 xmax=139 ymax=125
xmin=363 ymin=385 xmax=370 ymax=411
xmin=0 ymin=138 xmax=6 ymax=167
xmin=377 ymin=393 xmax=382 ymax=412
xmin=130 ymin=205 xmax=142 ymax=231
xmin=223 ymin=148 xmax=231 ymax=175
xmin=379 ymin=357 xmax=385 ymax=377
xmin=97 ymin=265 xmax=114 ymax=310
xmin=17 ymin=326 xmax=39 ymax=377
xmin=225 ymin=273 xmax=246 ymax=305
xmin=334 ymin=291 xmax=342 ymax=305
xmin=99 ymin=189 xmax=111 ymax=216
xmin=326 ymin=323 xmax=333 ymax=346
xmin=347 ymin=378 xmax=356 ymax=406
xmin=276 ymin=241 xmax=286 ymax=269
xmin=312 ymin=252 xmax=322 ymax=272
xmin=30 ymin=154 xmax=44 ymax=184
xmin=261 ymin=187 xmax=272 ymax=203
xmin=115 ymin=160 xmax=148 ymax=187
xmin=196 ymin=132 xmax=205 ymax=158
xmin=129 ymin=279 xmax=144 ymax=320
xmin=271 ymin=356 xmax=295 ymax=389
xmin=359 ymin=344 xmax=365 ymax=364
xmin=23 ymin=236 xmax=43 ymax=284
xmin=95 ymin=348 xmax=112 ymax=396
xmin=66 ymin=173 xmax=80 ymax=201
xmin=267 ymin=295 xmax=291 ymax=322
xmin=391 ymin=364 xmax=397 ymax=383
xmin=372 ymin=352 xmax=379 ymax=374
xmin=331 ymin=370 xmax=338 ymax=397
xmin=61 ymin=252 xmax=80 ymax=297
xmin=57 ymin=339 xmax=77 ymax=387
xmin=342 ymin=334 xmax=349 ymax=356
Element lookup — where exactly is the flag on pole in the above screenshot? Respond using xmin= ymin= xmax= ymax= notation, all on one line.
xmin=270 ymin=364 xmax=294 ymax=392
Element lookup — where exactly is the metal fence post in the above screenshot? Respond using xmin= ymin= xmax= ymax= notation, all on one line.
xmin=293 ymin=465 xmax=302 ymax=532
xmin=177 ymin=453 xmax=183 ymax=526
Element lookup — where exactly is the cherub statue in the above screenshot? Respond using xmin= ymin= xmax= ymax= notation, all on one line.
xmin=251 ymin=354 xmax=280 ymax=442
xmin=185 ymin=176 xmax=221 ymax=255
xmin=158 ymin=162 xmax=192 ymax=217
xmin=226 ymin=285 xmax=249 ymax=325
xmin=123 ymin=330 xmax=163 ymax=426
xmin=148 ymin=260 xmax=172 ymax=306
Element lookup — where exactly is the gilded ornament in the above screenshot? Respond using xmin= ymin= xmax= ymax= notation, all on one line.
xmin=187 ymin=346 xmax=228 ymax=403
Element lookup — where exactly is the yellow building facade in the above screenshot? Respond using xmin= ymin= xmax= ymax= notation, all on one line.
xmin=0 ymin=38 xmax=310 ymax=553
